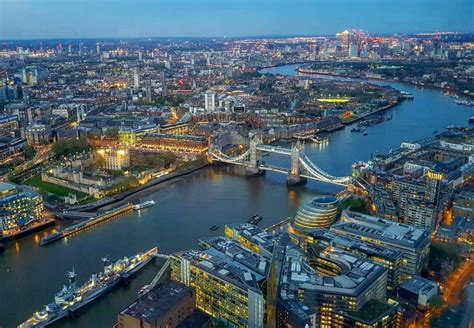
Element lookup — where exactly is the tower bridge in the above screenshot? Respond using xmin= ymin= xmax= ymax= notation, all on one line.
xmin=209 ymin=136 xmax=352 ymax=186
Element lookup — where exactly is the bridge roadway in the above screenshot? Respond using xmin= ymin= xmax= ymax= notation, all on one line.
xmin=259 ymin=164 xmax=289 ymax=174
xmin=256 ymin=144 xmax=292 ymax=155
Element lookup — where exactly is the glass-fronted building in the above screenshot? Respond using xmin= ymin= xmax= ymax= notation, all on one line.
xmin=332 ymin=211 xmax=431 ymax=281
xmin=170 ymin=237 xmax=267 ymax=327
xmin=0 ymin=182 xmax=43 ymax=234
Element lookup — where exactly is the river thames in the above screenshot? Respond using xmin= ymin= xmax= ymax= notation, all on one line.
xmin=0 ymin=64 xmax=472 ymax=327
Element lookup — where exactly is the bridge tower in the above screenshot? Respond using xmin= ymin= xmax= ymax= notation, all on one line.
xmin=287 ymin=139 xmax=307 ymax=185
xmin=246 ymin=134 xmax=264 ymax=176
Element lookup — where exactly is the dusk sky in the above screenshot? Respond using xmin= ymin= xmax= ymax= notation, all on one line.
xmin=0 ymin=0 xmax=473 ymax=40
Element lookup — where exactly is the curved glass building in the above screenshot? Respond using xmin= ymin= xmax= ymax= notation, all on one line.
xmin=293 ymin=196 xmax=338 ymax=232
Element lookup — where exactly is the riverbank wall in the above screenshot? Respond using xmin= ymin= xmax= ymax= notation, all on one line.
xmin=64 ymin=164 xmax=208 ymax=214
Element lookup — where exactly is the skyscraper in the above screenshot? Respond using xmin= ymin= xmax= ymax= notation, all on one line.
xmin=133 ymin=68 xmax=139 ymax=88
xmin=349 ymin=43 xmax=359 ymax=57
xmin=160 ymin=71 xmax=165 ymax=85
xmin=392 ymin=171 xmax=445 ymax=232
xmin=76 ymin=104 xmax=86 ymax=122
xmin=204 ymin=91 xmax=216 ymax=112
xmin=340 ymin=30 xmax=351 ymax=50
xmin=146 ymin=80 xmax=152 ymax=103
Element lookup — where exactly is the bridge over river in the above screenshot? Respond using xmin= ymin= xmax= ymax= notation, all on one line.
xmin=209 ymin=136 xmax=352 ymax=186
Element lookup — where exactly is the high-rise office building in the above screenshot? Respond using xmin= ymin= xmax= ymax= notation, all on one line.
xmin=146 ymin=80 xmax=152 ymax=103
xmin=332 ymin=211 xmax=431 ymax=281
xmin=392 ymin=171 xmax=445 ymax=232
xmin=270 ymin=235 xmax=399 ymax=327
xmin=204 ymin=91 xmax=216 ymax=112
xmin=225 ymin=223 xmax=275 ymax=258
xmin=0 ymin=114 xmax=19 ymax=137
xmin=160 ymin=71 xmax=165 ymax=85
xmin=76 ymin=104 xmax=86 ymax=122
xmin=340 ymin=30 xmax=351 ymax=50
xmin=21 ymin=67 xmax=38 ymax=86
xmin=306 ymin=228 xmax=403 ymax=290
xmin=349 ymin=43 xmax=359 ymax=57
xmin=133 ymin=68 xmax=139 ymax=88
xmin=170 ymin=237 xmax=267 ymax=327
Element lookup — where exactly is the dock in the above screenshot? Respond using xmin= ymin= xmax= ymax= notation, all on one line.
xmin=40 ymin=204 xmax=134 ymax=246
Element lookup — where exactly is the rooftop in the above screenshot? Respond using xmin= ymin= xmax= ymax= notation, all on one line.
xmin=143 ymin=133 xmax=207 ymax=142
xmin=0 ymin=182 xmax=16 ymax=195
xmin=346 ymin=299 xmax=396 ymax=324
xmin=308 ymin=228 xmax=403 ymax=262
xmin=176 ymin=237 xmax=269 ymax=291
xmin=225 ymin=223 xmax=275 ymax=255
xmin=0 ymin=114 xmax=18 ymax=123
xmin=119 ymin=282 xmax=194 ymax=323
xmin=400 ymin=275 xmax=438 ymax=295
xmin=332 ymin=211 xmax=430 ymax=249
xmin=279 ymin=244 xmax=386 ymax=298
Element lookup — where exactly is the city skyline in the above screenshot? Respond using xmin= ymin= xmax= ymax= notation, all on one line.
xmin=0 ymin=0 xmax=473 ymax=40
xmin=1 ymin=3 xmax=473 ymax=327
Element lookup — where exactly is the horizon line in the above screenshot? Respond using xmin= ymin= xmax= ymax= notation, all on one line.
xmin=1 ymin=31 xmax=473 ymax=43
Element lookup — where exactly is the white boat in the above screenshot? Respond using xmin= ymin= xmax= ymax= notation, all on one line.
xmin=134 ymin=200 xmax=156 ymax=210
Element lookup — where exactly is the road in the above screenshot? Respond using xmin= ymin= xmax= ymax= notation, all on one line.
xmin=413 ymin=253 xmax=474 ymax=327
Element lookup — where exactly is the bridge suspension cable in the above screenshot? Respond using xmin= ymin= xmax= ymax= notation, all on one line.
xmin=209 ymin=143 xmax=351 ymax=186
xmin=299 ymin=154 xmax=351 ymax=185
xmin=209 ymin=148 xmax=250 ymax=163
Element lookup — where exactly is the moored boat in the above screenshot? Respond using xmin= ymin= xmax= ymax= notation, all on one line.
xmin=134 ymin=200 xmax=156 ymax=210
xmin=19 ymin=247 xmax=157 ymax=328
xmin=248 ymin=214 xmax=263 ymax=225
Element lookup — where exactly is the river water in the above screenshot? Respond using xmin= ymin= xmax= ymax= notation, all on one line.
xmin=0 ymin=64 xmax=472 ymax=327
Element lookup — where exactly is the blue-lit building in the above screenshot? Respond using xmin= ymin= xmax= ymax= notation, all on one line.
xmin=0 ymin=182 xmax=44 ymax=235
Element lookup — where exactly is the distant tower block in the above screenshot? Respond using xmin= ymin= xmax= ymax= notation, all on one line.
xmin=204 ymin=90 xmax=216 ymax=112
xmin=133 ymin=68 xmax=139 ymax=88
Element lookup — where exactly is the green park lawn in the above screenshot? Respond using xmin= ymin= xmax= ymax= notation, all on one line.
xmin=24 ymin=174 xmax=88 ymax=198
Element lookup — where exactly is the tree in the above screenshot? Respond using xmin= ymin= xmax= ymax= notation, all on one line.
xmin=337 ymin=197 xmax=368 ymax=216
xmin=104 ymin=128 xmax=119 ymax=138
xmin=428 ymin=294 xmax=444 ymax=308
xmin=159 ymin=152 xmax=177 ymax=168
xmin=52 ymin=138 xmax=91 ymax=157
xmin=132 ymin=152 xmax=177 ymax=169
xmin=23 ymin=145 xmax=37 ymax=160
